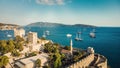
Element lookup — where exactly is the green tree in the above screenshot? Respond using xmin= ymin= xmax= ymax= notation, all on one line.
xmin=7 ymin=40 xmax=15 ymax=52
xmin=73 ymin=51 xmax=82 ymax=62
xmin=14 ymin=36 xmax=24 ymax=51
xmin=64 ymin=46 xmax=70 ymax=50
xmin=40 ymin=37 xmax=46 ymax=40
xmin=0 ymin=56 xmax=9 ymax=68
xmin=11 ymin=49 xmax=20 ymax=57
xmin=0 ymin=40 xmax=7 ymax=54
xmin=53 ymin=52 xmax=62 ymax=68
xmin=61 ymin=54 xmax=65 ymax=60
xmin=43 ymin=65 xmax=50 ymax=68
xmin=35 ymin=59 xmax=41 ymax=67
xmin=15 ymin=36 xmax=24 ymax=43
xmin=15 ymin=42 xmax=23 ymax=51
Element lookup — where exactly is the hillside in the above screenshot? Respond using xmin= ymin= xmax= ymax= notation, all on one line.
xmin=0 ymin=23 xmax=19 ymax=26
xmin=26 ymin=22 xmax=96 ymax=27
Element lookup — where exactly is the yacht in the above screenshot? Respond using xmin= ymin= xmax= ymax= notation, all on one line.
xmin=45 ymin=30 xmax=50 ymax=35
xmin=7 ymin=34 xmax=12 ymax=37
xmin=42 ymin=32 xmax=46 ymax=38
xmin=75 ymin=32 xmax=82 ymax=41
xmin=90 ymin=29 xmax=96 ymax=38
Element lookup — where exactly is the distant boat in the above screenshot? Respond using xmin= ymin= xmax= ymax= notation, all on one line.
xmin=42 ymin=32 xmax=46 ymax=38
xmin=66 ymin=34 xmax=72 ymax=38
xmin=45 ymin=30 xmax=50 ymax=35
xmin=7 ymin=34 xmax=12 ymax=37
xmin=75 ymin=32 xmax=83 ymax=41
xmin=90 ymin=29 xmax=96 ymax=38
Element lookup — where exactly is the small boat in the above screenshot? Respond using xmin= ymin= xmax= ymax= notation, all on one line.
xmin=75 ymin=32 xmax=83 ymax=41
xmin=7 ymin=34 xmax=12 ymax=37
xmin=90 ymin=32 xmax=95 ymax=38
xmin=89 ymin=29 xmax=96 ymax=38
xmin=46 ymin=30 xmax=50 ymax=35
xmin=66 ymin=34 xmax=72 ymax=38
xmin=42 ymin=32 xmax=46 ymax=38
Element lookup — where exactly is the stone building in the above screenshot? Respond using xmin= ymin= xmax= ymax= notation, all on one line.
xmin=14 ymin=53 xmax=48 ymax=68
xmin=27 ymin=31 xmax=38 ymax=44
xmin=14 ymin=28 xmax=25 ymax=37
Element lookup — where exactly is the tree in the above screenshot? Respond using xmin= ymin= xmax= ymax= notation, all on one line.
xmin=14 ymin=42 xmax=23 ymax=51
xmin=64 ymin=46 xmax=70 ymax=50
xmin=35 ymin=59 xmax=41 ymax=68
xmin=7 ymin=40 xmax=15 ymax=52
xmin=0 ymin=40 xmax=7 ymax=54
xmin=40 ymin=37 xmax=46 ymax=40
xmin=11 ymin=49 xmax=20 ymax=57
xmin=53 ymin=52 xmax=62 ymax=68
xmin=43 ymin=65 xmax=50 ymax=68
xmin=14 ymin=36 xmax=24 ymax=43
xmin=73 ymin=51 xmax=83 ymax=62
xmin=0 ymin=56 xmax=9 ymax=68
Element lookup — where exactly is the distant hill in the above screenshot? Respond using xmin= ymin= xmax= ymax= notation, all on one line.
xmin=26 ymin=22 xmax=66 ymax=27
xmin=0 ymin=23 xmax=19 ymax=26
xmin=73 ymin=24 xmax=96 ymax=27
xmin=26 ymin=22 xmax=96 ymax=27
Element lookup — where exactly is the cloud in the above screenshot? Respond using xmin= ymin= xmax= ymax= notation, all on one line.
xmin=35 ymin=0 xmax=71 ymax=5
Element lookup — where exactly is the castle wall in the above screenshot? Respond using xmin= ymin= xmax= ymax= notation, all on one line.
xmin=67 ymin=54 xmax=107 ymax=68
xmin=96 ymin=55 xmax=107 ymax=68
xmin=68 ymin=54 xmax=94 ymax=68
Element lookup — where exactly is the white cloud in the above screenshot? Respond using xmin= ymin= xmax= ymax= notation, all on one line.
xmin=35 ymin=0 xmax=71 ymax=5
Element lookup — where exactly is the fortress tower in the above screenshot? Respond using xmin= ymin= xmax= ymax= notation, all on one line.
xmin=27 ymin=31 xmax=38 ymax=44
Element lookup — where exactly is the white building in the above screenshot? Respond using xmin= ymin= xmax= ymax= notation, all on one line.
xmin=27 ymin=32 xmax=38 ymax=44
xmin=14 ymin=28 xmax=25 ymax=37
xmin=14 ymin=53 xmax=48 ymax=68
xmin=87 ymin=47 xmax=94 ymax=54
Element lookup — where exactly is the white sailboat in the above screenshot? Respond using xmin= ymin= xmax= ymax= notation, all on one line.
xmin=7 ymin=34 xmax=12 ymax=37
xmin=42 ymin=32 xmax=46 ymax=38
xmin=90 ymin=29 xmax=96 ymax=38
xmin=46 ymin=30 xmax=50 ymax=35
xmin=75 ymin=32 xmax=82 ymax=41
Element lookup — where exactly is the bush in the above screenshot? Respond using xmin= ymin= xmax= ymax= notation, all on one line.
xmin=0 ymin=56 xmax=9 ymax=68
xmin=35 ymin=59 xmax=41 ymax=67
xmin=26 ymin=52 xmax=37 ymax=58
xmin=11 ymin=49 xmax=20 ymax=57
xmin=64 ymin=46 xmax=70 ymax=50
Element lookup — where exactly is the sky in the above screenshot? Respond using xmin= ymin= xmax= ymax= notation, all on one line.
xmin=0 ymin=0 xmax=120 ymax=26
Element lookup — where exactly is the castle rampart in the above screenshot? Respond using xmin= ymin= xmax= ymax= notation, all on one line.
xmin=67 ymin=53 xmax=107 ymax=68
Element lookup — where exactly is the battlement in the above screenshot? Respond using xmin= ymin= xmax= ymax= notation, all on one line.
xmin=66 ymin=53 xmax=107 ymax=68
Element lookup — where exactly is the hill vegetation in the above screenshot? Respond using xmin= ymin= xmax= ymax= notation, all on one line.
xmin=26 ymin=22 xmax=96 ymax=27
xmin=0 ymin=23 xmax=18 ymax=26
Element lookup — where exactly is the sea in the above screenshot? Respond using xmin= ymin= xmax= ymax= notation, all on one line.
xmin=0 ymin=26 xmax=120 ymax=68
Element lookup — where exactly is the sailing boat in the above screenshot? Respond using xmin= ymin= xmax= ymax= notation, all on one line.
xmin=7 ymin=34 xmax=12 ymax=37
xmin=75 ymin=32 xmax=82 ymax=41
xmin=89 ymin=29 xmax=96 ymax=38
xmin=45 ymin=30 xmax=50 ymax=35
xmin=42 ymin=32 xmax=46 ymax=38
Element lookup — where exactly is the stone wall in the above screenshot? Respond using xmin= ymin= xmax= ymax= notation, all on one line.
xmin=67 ymin=53 xmax=107 ymax=68
xmin=96 ymin=55 xmax=107 ymax=68
xmin=67 ymin=54 xmax=94 ymax=68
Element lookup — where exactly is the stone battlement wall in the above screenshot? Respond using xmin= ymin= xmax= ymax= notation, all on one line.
xmin=68 ymin=53 xmax=94 ymax=68
xmin=67 ymin=53 xmax=107 ymax=68
xmin=96 ymin=55 xmax=107 ymax=68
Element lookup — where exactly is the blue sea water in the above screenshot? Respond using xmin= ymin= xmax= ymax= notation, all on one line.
xmin=0 ymin=26 xmax=120 ymax=68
